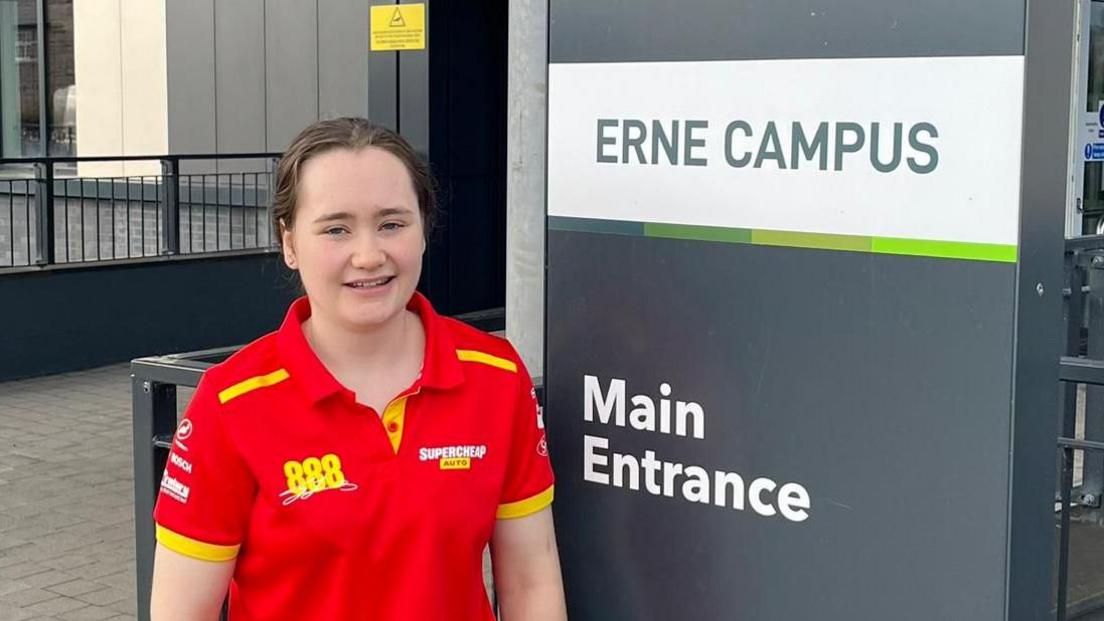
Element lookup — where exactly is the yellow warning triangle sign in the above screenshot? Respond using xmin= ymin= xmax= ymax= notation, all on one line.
xmin=389 ymin=7 xmax=406 ymax=28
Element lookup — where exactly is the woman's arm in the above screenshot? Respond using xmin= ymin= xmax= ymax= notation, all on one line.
xmin=150 ymin=544 xmax=236 ymax=621
xmin=491 ymin=507 xmax=567 ymax=621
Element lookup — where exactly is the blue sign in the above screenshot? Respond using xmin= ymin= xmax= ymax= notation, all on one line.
xmin=1086 ymin=143 xmax=1104 ymax=161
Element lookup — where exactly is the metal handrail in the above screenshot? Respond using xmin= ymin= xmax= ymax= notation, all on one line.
xmin=0 ymin=152 xmax=281 ymax=165
xmin=1059 ymin=356 xmax=1104 ymax=385
xmin=0 ymin=152 xmax=283 ymax=270
xmin=1065 ymin=234 xmax=1104 ymax=252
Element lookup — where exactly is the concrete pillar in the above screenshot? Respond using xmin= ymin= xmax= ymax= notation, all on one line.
xmin=505 ymin=0 xmax=547 ymax=374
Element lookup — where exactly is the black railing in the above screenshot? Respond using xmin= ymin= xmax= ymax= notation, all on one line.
xmin=1057 ymin=235 xmax=1104 ymax=620
xmin=1057 ymin=356 xmax=1104 ymax=621
xmin=0 ymin=153 xmax=281 ymax=270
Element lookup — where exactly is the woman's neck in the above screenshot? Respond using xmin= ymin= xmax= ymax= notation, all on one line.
xmin=302 ymin=307 xmax=422 ymax=379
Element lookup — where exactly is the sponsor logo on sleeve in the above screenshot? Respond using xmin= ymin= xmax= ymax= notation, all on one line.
xmin=160 ymin=471 xmax=191 ymax=504
xmin=173 ymin=419 xmax=193 ymax=452
xmin=169 ymin=452 xmax=193 ymax=474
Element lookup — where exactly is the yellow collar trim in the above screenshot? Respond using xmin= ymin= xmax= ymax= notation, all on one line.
xmin=456 ymin=350 xmax=517 ymax=373
xmin=218 ymin=368 xmax=290 ymax=404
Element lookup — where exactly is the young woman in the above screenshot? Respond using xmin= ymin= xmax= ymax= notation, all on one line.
xmin=150 ymin=118 xmax=567 ymax=621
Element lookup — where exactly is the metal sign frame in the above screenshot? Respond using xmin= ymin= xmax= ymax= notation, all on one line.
xmin=543 ymin=1 xmax=1073 ymax=619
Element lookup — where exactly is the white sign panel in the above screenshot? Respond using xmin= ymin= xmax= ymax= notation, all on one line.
xmin=548 ymin=56 xmax=1024 ymax=247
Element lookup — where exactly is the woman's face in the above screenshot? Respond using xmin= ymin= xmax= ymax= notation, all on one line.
xmin=282 ymin=147 xmax=425 ymax=333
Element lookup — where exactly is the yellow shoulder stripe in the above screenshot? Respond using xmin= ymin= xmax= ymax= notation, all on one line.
xmin=456 ymin=349 xmax=517 ymax=373
xmin=156 ymin=525 xmax=240 ymax=562
xmin=218 ymin=368 xmax=290 ymax=404
xmin=497 ymin=485 xmax=555 ymax=519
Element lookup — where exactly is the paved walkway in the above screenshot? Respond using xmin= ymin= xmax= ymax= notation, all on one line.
xmin=0 ymin=364 xmax=159 ymax=621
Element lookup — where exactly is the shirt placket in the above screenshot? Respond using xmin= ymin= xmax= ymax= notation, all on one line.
xmin=380 ymin=385 xmax=421 ymax=455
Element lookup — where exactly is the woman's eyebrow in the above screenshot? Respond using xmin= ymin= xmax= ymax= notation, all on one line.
xmin=376 ymin=207 xmax=414 ymax=218
xmin=312 ymin=211 xmax=354 ymax=224
xmin=312 ymin=207 xmax=413 ymax=224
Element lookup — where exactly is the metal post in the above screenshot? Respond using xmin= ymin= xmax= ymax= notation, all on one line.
xmin=1057 ymin=253 xmax=1086 ymax=620
xmin=1061 ymin=252 xmax=1084 ymax=496
xmin=160 ymin=158 xmax=180 ymax=255
xmin=1057 ymin=444 xmax=1075 ymax=621
xmin=1084 ymin=252 xmax=1104 ymax=506
xmin=33 ymin=161 xmax=53 ymax=265
xmin=132 ymin=375 xmax=177 ymax=621
xmin=268 ymin=157 xmax=279 ymax=246
xmin=35 ymin=0 xmax=48 ymax=157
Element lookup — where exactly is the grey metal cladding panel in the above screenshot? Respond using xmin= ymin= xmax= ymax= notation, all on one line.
xmin=215 ymin=0 xmax=265 ymax=173
xmin=318 ymin=0 xmax=369 ymax=119
xmin=368 ymin=0 xmax=397 ymax=130
xmin=549 ymin=0 xmax=1025 ymax=63
xmin=166 ymin=0 xmax=216 ymax=173
xmin=398 ymin=48 xmax=429 ymax=153
xmin=545 ymin=231 xmax=1014 ymax=620
xmin=265 ymin=0 xmax=320 ymax=151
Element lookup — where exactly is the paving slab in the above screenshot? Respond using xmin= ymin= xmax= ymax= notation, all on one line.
xmin=0 ymin=365 xmax=140 ymax=621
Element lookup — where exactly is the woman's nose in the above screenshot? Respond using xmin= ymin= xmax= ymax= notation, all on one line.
xmin=351 ymin=234 xmax=386 ymax=268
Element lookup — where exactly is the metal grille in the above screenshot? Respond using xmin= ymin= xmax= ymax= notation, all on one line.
xmin=0 ymin=153 xmax=280 ymax=270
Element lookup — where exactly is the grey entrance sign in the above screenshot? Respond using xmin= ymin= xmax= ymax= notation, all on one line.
xmin=544 ymin=1 xmax=1074 ymax=619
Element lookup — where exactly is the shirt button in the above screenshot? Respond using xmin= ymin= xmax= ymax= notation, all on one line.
xmin=387 ymin=422 xmax=400 ymax=433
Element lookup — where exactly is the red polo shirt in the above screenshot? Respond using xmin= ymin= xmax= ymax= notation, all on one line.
xmin=153 ymin=293 xmax=554 ymax=621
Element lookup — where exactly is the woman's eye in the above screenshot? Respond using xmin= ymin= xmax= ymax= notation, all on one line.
xmin=323 ymin=227 xmax=348 ymax=236
xmin=380 ymin=222 xmax=405 ymax=231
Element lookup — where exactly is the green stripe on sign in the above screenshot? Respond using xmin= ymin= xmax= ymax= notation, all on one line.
xmin=870 ymin=237 xmax=1018 ymax=263
xmin=751 ymin=229 xmax=871 ymax=252
xmin=643 ymin=222 xmax=752 ymax=244
xmin=548 ymin=216 xmax=643 ymax=236
xmin=548 ymin=216 xmax=1019 ymax=263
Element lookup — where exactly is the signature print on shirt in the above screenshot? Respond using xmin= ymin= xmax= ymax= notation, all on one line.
xmin=280 ymin=453 xmax=359 ymax=506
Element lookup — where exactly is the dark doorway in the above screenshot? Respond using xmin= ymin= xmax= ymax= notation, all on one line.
xmin=420 ymin=1 xmax=508 ymax=316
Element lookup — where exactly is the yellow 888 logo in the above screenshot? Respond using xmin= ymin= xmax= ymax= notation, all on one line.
xmin=283 ymin=453 xmax=346 ymax=496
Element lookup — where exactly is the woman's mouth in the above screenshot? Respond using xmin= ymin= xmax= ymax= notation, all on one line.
xmin=345 ymin=276 xmax=395 ymax=289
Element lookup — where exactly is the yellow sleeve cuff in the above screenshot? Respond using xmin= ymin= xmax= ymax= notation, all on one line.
xmin=496 ymin=485 xmax=554 ymax=519
xmin=156 ymin=524 xmax=240 ymax=562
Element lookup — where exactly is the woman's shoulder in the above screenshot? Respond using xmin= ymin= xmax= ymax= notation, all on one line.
xmin=437 ymin=316 xmax=523 ymax=366
xmin=196 ymin=331 xmax=284 ymax=399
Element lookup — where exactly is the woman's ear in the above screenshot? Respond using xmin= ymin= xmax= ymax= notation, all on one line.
xmin=280 ymin=221 xmax=298 ymax=269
